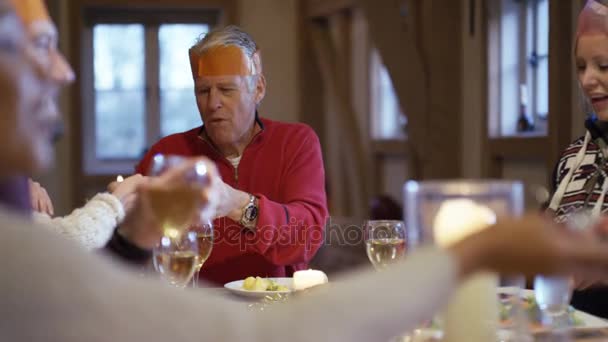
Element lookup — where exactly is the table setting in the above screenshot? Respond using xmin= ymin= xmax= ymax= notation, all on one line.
xmin=145 ymin=155 xmax=608 ymax=341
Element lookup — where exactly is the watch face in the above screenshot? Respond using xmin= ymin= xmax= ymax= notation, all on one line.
xmin=245 ymin=205 xmax=258 ymax=221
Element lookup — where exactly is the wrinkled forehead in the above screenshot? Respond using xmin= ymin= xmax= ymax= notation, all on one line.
xmin=189 ymin=45 xmax=260 ymax=78
xmin=9 ymin=0 xmax=50 ymax=26
xmin=193 ymin=74 xmax=251 ymax=88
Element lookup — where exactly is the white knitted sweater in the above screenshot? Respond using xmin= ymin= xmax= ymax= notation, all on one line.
xmin=32 ymin=192 xmax=125 ymax=249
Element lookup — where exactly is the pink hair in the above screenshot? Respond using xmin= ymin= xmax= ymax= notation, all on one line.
xmin=578 ymin=0 xmax=608 ymax=38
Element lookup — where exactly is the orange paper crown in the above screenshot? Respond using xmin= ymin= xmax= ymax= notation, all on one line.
xmin=189 ymin=45 xmax=261 ymax=77
xmin=10 ymin=0 xmax=50 ymax=25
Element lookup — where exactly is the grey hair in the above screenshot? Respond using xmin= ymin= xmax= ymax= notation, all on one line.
xmin=191 ymin=25 xmax=261 ymax=75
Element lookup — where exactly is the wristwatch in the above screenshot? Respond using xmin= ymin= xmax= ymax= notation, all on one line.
xmin=239 ymin=194 xmax=259 ymax=228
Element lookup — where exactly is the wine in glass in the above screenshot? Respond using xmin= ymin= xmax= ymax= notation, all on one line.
xmin=148 ymin=154 xmax=210 ymax=239
xmin=190 ymin=216 xmax=214 ymax=287
xmin=364 ymin=220 xmax=406 ymax=271
xmin=148 ymin=154 xmax=211 ymax=287
xmin=154 ymin=232 xmax=199 ymax=288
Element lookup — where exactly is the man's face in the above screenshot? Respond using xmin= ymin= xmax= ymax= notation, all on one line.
xmin=25 ymin=19 xmax=74 ymax=85
xmin=0 ymin=9 xmax=52 ymax=177
xmin=9 ymin=0 xmax=76 ymax=173
xmin=194 ymin=75 xmax=261 ymax=149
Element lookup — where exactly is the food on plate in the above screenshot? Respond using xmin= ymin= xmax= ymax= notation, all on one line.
xmin=242 ymin=277 xmax=290 ymax=292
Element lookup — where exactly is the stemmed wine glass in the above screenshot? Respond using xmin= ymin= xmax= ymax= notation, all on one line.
xmin=189 ymin=216 xmax=214 ymax=287
xmin=153 ymin=232 xmax=199 ymax=288
xmin=364 ymin=220 xmax=406 ymax=271
xmin=148 ymin=154 xmax=210 ymax=288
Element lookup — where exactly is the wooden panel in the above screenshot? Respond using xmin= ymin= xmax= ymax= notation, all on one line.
xmin=356 ymin=0 xmax=427 ymax=179
xmin=77 ymin=0 xmax=237 ymax=25
xmin=298 ymin=0 xmax=325 ymax=141
xmin=547 ymin=0 xmax=574 ymax=179
xmin=305 ymin=0 xmax=355 ymax=19
xmin=421 ymin=0 xmax=463 ymax=179
xmin=488 ymin=137 xmax=549 ymax=159
xmin=372 ymin=140 xmax=409 ymax=157
xmin=68 ymin=1 xmax=86 ymax=206
xmin=358 ymin=0 xmax=463 ymax=180
xmin=309 ymin=18 xmax=372 ymax=217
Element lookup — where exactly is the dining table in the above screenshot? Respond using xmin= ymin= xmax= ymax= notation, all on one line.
xmin=201 ymin=285 xmax=608 ymax=342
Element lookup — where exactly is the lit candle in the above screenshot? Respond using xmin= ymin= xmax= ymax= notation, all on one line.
xmin=293 ymin=269 xmax=328 ymax=291
xmin=433 ymin=199 xmax=498 ymax=342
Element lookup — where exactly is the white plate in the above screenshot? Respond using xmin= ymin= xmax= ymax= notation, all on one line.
xmin=224 ymin=277 xmax=293 ymax=298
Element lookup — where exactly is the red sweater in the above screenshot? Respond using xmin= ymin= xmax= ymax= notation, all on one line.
xmin=136 ymin=117 xmax=328 ymax=285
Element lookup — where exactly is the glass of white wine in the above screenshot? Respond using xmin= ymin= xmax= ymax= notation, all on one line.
xmin=364 ymin=220 xmax=406 ymax=271
xmin=189 ymin=216 xmax=214 ymax=287
xmin=148 ymin=154 xmax=211 ymax=288
xmin=153 ymin=232 xmax=199 ymax=288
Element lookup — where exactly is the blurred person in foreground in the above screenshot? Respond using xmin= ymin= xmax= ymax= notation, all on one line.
xmin=7 ymin=0 xmax=149 ymax=249
xmin=136 ymin=25 xmax=328 ymax=284
xmin=4 ymin=2 xmax=608 ymax=341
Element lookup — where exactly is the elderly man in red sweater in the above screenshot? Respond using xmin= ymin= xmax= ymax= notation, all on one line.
xmin=136 ymin=25 xmax=328 ymax=285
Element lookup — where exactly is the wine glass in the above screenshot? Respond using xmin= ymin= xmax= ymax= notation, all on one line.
xmin=189 ymin=216 xmax=214 ymax=287
xmin=148 ymin=154 xmax=210 ymax=237
xmin=153 ymin=231 xmax=199 ymax=288
xmin=148 ymin=154 xmax=211 ymax=287
xmin=364 ymin=220 xmax=406 ymax=271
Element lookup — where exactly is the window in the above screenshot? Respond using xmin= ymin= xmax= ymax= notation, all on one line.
xmin=488 ymin=0 xmax=549 ymax=137
xmin=370 ymin=49 xmax=407 ymax=140
xmin=82 ymin=9 xmax=218 ymax=174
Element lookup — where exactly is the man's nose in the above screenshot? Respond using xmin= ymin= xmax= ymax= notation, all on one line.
xmin=49 ymin=50 xmax=75 ymax=85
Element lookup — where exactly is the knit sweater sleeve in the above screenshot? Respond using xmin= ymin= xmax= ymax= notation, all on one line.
xmin=33 ymin=193 xmax=124 ymax=249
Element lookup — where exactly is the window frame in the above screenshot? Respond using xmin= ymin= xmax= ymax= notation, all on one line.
xmin=81 ymin=7 xmax=223 ymax=175
xmin=487 ymin=0 xmax=549 ymax=138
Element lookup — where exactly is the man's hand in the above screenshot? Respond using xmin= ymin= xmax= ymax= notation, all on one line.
xmin=213 ymin=178 xmax=251 ymax=223
xmin=117 ymin=157 xmax=219 ymax=250
xmin=450 ymin=214 xmax=608 ymax=280
xmin=28 ymin=178 xmax=54 ymax=216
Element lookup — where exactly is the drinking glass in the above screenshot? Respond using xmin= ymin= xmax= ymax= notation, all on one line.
xmin=534 ymin=210 xmax=595 ymax=329
xmin=153 ymin=231 xmax=199 ymax=288
xmin=148 ymin=154 xmax=211 ymax=287
xmin=189 ymin=216 xmax=214 ymax=287
xmin=404 ymin=180 xmax=528 ymax=342
xmin=364 ymin=220 xmax=406 ymax=271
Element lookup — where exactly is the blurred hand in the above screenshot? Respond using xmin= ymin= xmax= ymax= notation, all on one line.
xmin=118 ymin=157 xmax=219 ymax=250
xmin=28 ymin=178 xmax=53 ymax=216
xmin=570 ymin=216 xmax=608 ymax=290
xmin=451 ymin=214 xmax=608 ymax=280
xmin=107 ymin=174 xmax=148 ymax=212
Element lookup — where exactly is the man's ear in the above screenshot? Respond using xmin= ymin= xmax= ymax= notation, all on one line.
xmin=255 ymin=74 xmax=266 ymax=105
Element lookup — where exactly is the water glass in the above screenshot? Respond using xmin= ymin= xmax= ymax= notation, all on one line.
xmin=533 ymin=210 xmax=595 ymax=329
